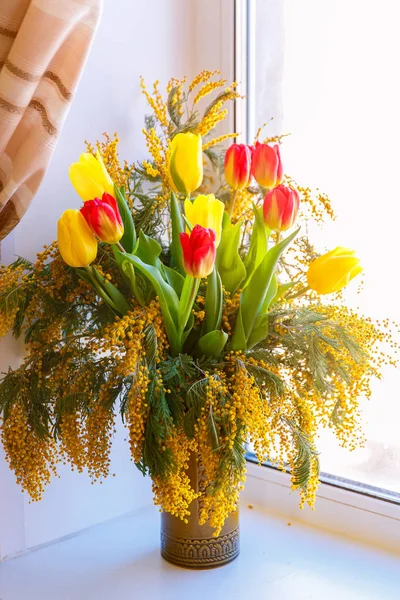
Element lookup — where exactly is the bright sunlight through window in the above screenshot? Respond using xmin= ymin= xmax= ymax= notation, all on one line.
xmin=249 ymin=0 xmax=400 ymax=496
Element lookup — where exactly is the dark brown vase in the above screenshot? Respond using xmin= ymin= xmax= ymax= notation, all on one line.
xmin=160 ymin=454 xmax=240 ymax=569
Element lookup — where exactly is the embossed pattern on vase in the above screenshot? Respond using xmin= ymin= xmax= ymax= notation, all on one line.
xmin=160 ymin=453 xmax=240 ymax=569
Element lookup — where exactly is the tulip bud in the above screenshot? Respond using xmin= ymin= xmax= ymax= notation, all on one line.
xmin=80 ymin=192 xmax=124 ymax=244
xmin=180 ymin=224 xmax=216 ymax=278
xmin=306 ymin=247 xmax=362 ymax=295
xmin=69 ymin=152 xmax=115 ymax=201
xmin=224 ymin=143 xmax=252 ymax=190
xmin=169 ymin=132 xmax=203 ymax=195
xmin=58 ymin=209 xmax=97 ymax=268
xmin=252 ymin=142 xmax=283 ymax=189
xmin=184 ymin=194 xmax=224 ymax=247
xmin=263 ymin=184 xmax=299 ymax=232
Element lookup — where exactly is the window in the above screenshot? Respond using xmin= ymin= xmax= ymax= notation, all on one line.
xmin=242 ymin=0 xmax=400 ymax=499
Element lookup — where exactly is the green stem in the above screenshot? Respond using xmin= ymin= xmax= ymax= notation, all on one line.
xmin=85 ymin=266 xmax=118 ymax=312
xmin=113 ymin=242 xmax=145 ymax=307
xmin=178 ymin=275 xmax=200 ymax=346
xmin=182 ymin=214 xmax=194 ymax=231
xmin=126 ymin=262 xmax=146 ymax=307
xmin=275 ymin=231 xmax=281 ymax=246
xmin=180 ymin=192 xmax=190 ymax=215
xmin=228 ymin=189 xmax=238 ymax=217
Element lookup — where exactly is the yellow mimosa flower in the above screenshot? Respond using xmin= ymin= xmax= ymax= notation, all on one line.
xmin=69 ymin=151 xmax=115 ymax=201
xmin=169 ymin=132 xmax=203 ymax=195
xmin=58 ymin=209 xmax=97 ymax=267
xmin=184 ymin=194 xmax=225 ymax=247
xmin=307 ymin=247 xmax=362 ymax=295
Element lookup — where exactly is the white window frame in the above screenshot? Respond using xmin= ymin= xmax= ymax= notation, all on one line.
xmin=226 ymin=0 xmax=400 ymax=553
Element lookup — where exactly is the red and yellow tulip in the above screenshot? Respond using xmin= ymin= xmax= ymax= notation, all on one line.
xmin=263 ymin=184 xmax=300 ymax=232
xmin=57 ymin=209 xmax=97 ymax=267
xmin=252 ymin=142 xmax=283 ymax=189
xmin=224 ymin=143 xmax=252 ymax=190
xmin=180 ymin=224 xmax=216 ymax=278
xmin=80 ymin=192 xmax=124 ymax=244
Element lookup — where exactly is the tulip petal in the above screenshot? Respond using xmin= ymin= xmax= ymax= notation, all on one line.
xmin=170 ymin=133 xmax=203 ymax=195
xmin=184 ymin=194 xmax=224 ymax=246
xmin=180 ymin=232 xmax=194 ymax=276
xmin=96 ymin=152 xmax=115 ymax=196
xmin=224 ymin=144 xmax=252 ymax=190
xmin=252 ymin=143 xmax=280 ymax=188
xmin=69 ymin=163 xmax=105 ymax=201
xmin=91 ymin=203 xmax=124 ymax=244
xmin=101 ymin=192 xmax=123 ymax=225
xmin=58 ymin=209 xmax=97 ymax=268
xmin=263 ymin=185 xmax=299 ymax=232
xmin=69 ymin=153 xmax=115 ymax=201
xmin=180 ymin=225 xmax=216 ymax=278
xmin=306 ymin=247 xmax=362 ymax=294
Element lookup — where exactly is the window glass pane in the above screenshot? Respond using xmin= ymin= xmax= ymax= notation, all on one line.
xmin=249 ymin=0 xmax=400 ymax=495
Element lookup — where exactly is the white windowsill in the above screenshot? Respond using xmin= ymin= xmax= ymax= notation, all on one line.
xmin=244 ymin=462 xmax=400 ymax=555
xmin=0 ymin=501 xmax=398 ymax=600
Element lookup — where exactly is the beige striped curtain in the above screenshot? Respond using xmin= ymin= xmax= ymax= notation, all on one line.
xmin=0 ymin=0 xmax=102 ymax=241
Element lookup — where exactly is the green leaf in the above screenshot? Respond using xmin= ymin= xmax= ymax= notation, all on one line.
xmin=89 ymin=266 xmax=130 ymax=315
xmin=231 ymin=227 xmax=300 ymax=350
xmin=215 ymin=214 xmax=246 ymax=294
xmin=162 ymin=265 xmax=185 ymax=296
xmin=144 ymin=324 xmax=157 ymax=369
xmin=197 ymin=329 xmax=228 ymax=358
xmin=247 ymin=314 xmax=270 ymax=349
xmin=259 ymin=273 xmax=278 ymax=314
xmin=170 ymin=192 xmax=185 ymax=275
xmin=203 ymin=267 xmax=223 ymax=335
xmin=270 ymin=281 xmax=298 ymax=306
xmin=114 ymin=185 xmax=136 ymax=253
xmin=183 ymin=376 xmax=208 ymax=438
xmin=136 ymin=230 xmax=163 ymax=268
xmin=111 ymin=245 xmax=145 ymax=306
xmin=207 ymin=406 xmax=219 ymax=450
xmin=283 ymin=416 xmax=320 ymax=492
xmin=177 ymin=276 xmax=200 ymax=340
xmin=181 ymin=311 xmax=195 ymax=346
xmin=230 ymin=309 xmax=247 ymax=351
xmin=243 ymin=204 xmax=270 ymax=288
xmin=116 ymin=251 xmax=180 ymax=355
xmin=120 ymin=260 xmax=145 ymax=306
xmin=182 ymin=214 xmax=193 ymax=231
xmin=136 ymin=230 xmax=184 ymax=294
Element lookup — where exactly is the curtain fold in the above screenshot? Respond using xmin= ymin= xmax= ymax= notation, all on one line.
xmin=0 ymin=0 xmax=102 ymax=241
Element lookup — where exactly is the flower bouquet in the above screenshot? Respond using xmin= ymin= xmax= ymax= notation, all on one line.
xmin=0 ymin=72 xmax=394 ymax=568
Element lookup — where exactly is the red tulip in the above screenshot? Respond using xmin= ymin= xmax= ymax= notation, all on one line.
xmin=263 ymin=184 xmax=300 ymax=232
xmin=180 ymin=224 xmax=216 ymax=278
xmin=252 ymin=142 xmax=283 ymax=189
xmin=224 ymin=143 xmax=252 ymax=190
xmin=80 ymin=192 xmax=124 ymax=244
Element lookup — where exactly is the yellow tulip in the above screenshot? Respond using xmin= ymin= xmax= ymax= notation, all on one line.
xmin=170 ymin=132 xmax=203 ymax=195
xmin=69 ymin=151 xmax=115 ymax=201
xmin=306 ymin=247 xmax=362 ymax=295
xmin=58 ymin=209 xmax=97 ymax=267
xmin=184 ymin=194 xmax=225 ymax=247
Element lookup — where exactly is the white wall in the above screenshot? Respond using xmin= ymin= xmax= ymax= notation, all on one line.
xmin=0 ymin=0 xmax=205 ymax=560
